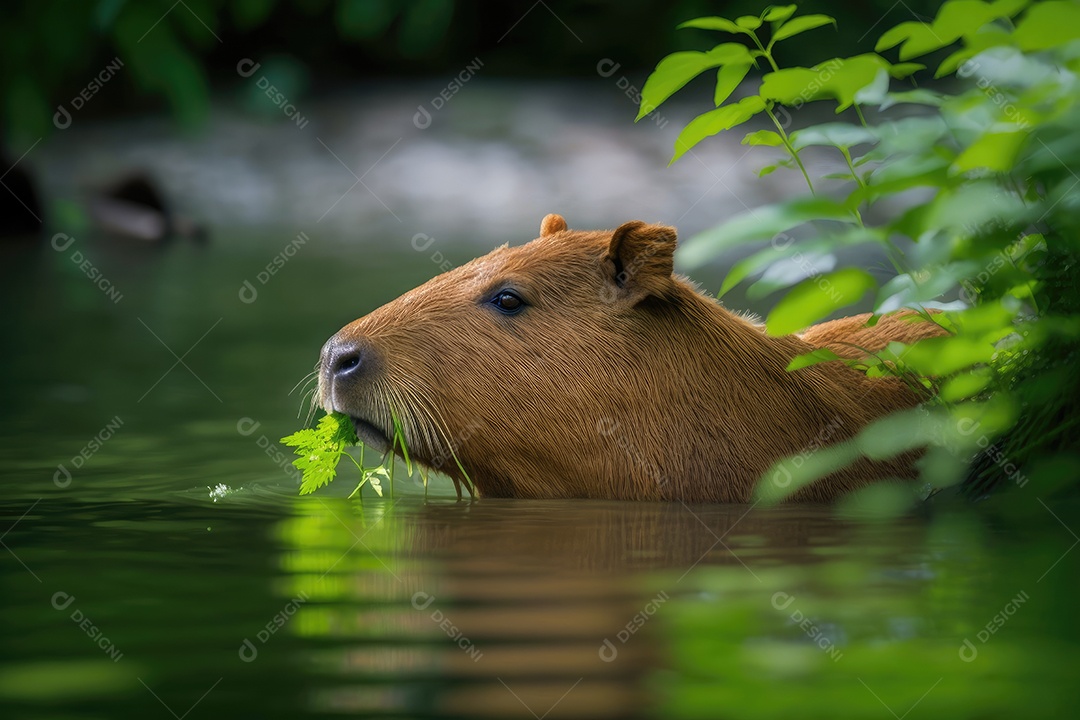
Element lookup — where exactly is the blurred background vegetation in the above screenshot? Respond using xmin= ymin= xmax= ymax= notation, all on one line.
xmin=2 ymin=0 xmax=944 ymax=145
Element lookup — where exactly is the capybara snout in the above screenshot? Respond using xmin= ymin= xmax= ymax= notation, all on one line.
xmin=319 ymin=213 xmax=946 ymax=503
xmin=322 ymin=336 xmax=364 ymax=381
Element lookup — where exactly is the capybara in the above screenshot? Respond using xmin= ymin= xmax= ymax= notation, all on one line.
xmin=318 ymin=214 xmax=946 ymax=503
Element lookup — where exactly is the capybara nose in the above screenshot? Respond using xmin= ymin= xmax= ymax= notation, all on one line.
xmin=322 ymin=337 xmax=366 ymax=381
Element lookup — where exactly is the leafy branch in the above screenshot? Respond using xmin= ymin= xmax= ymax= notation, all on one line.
xmin=637 ymin=0 xmax=1080 ymax=507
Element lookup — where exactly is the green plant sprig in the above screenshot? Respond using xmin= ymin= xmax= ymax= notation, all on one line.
xmin=281 ymin=411 xmax=391 ymax=500
xmin=281 ymin=410 xmax=475 ymax=500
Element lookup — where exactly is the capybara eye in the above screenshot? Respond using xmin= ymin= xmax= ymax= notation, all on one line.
xmin=491 ymin=290 xmax=525 ymax=315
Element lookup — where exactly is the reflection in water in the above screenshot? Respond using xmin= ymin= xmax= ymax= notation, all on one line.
xmin=276 ymin=500 xmax=929 ymax=718
xmin=2 ymin=487 xmax=1078 ymax=718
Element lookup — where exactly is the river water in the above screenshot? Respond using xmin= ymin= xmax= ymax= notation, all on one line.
xmin=2 ymin=81 xmax=1078 ymax=718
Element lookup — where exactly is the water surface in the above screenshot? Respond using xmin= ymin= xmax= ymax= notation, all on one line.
xmin=2 ymin=233 xmax=1077 ymax=719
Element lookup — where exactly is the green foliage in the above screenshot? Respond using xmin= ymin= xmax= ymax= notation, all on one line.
xmin=281 ymin=411 xmax=393 ymax=499
xmin=641 ymin=1 xmax=1080 ymax=504
xmin=0 ymin=0 xmax=454 ymax=144
xmin=766 ymin=268 xmax=876 ymax=336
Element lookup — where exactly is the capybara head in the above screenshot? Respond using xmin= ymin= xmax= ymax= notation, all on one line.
xmin=320 ymin=214 xmax=937 ymax=502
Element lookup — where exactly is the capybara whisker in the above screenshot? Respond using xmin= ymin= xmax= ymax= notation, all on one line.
xmin=289 ymin=369 xmax=319 ymax=396
xmin=298 ymin=385 xmax=318 ymax=421
xmin=394 ymin=378 xmax=447 ymax=455
xmin=316 ymin=213 xmax=946 ymax=502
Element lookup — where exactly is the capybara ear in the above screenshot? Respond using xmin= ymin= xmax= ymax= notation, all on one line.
xmin=604 ymin=221 xmax=677 ymax=301
xmin=540 ymin=213 xmax=568 ymax=236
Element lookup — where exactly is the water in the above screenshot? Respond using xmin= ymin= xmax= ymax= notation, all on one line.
xmin=3 ymin=228 xmax=1079 ymax=716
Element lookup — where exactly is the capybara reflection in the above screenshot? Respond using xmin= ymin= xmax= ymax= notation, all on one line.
xmin=319 ymin=214 xmax=945 ymax=503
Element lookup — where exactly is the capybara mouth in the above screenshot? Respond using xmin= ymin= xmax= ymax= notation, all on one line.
xmin=350 ymin=416 xmax=392 ymax=455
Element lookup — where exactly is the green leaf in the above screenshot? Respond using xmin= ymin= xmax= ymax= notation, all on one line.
xmin=759 ymin=67 xmax=821 ymax=104
xmin=736 ymin=15 xmax=762 ymax=30
xmin=720 ymin=247 xmax=788 ymax=296
xmin=900 ymin=335 xmax=997 ymax=375
xmin=854 ymin=68 xmax=891 ymax=107
xmin=932 ymin=1 xmax=999 ymax=39
xmin=677 ymin=16 xmax=745 ymax=34
xmin=770 ymin=14 xmax=836 ymax=45
xmin=716 ymin=227 xmax=880 ymax=296
xmin=296 ymin=455 xmax=338 ymax=495
xmin=867 ymin=116 xmax=950 ymax=158
xmin=366 ymin=467 xmax=389 ymax=497
xmin=939 ymin=368 xmax=994 ymax=402
xmin=677 ymin=195 xmax=852 ymax=269
xmin=952 ymin=131 xmax=1028 ymax=174
xmin=766 ymin=268 xmax=877 ymax=336
xmin=856 ymin=154 xmax=951 ymax=205
xmin=755 ymin=442 xmax=860 ymax=504
xmin=281 ymin=412 xmax=363 ymax=495
xmin=671 ymin=95 xmax=765 ymax=163
xmin=876 ymin=22 xmax=922 ymax=53
xmin=748 ymin=251 xmax=838 ymax=299
xmin=896 ymin=25 xmax=954 ymax=61
xmin=638 ymin=44 xmax=754 ymax=120
xmin=392 ymin=412 xmax=413 ymax=474
xmin=856 ymin=407 xmax=954 ymax=460
xmin=742 ymin=129 xmax=783 ymax=146
xmin=988 ymin=0 xmax=1032 ymax=22
xmin=758 ymin=162 xmax=784 ymax=177
xmin=877 ymin=0 xmax=1031 ymax=60
xmin=714 ymin=62 xmax=752 ymax=106
xmin=888 ymin=62 xmax=925 ymax=78
xmin=791 ymin=123 xmax=878 ymax=150
xmin=923 ymin=181 xmax=1028 ymax=236
xmin=935 ymin=28 xmax=1011 ymax=77
xmin=281 ymin=428 xmax=317 ymax=448
xmin=763 ymin=5 xmax=798 ymax=23
xmin=876 ymin=269 xmax=969 ymax=313
xmin=323 ymin=412 xmax=360 ymax=446
xmin=786 ymin=348 xmax=843 ymax=371
xmin=1012 ymin=1 xmax=1080 ymax=51
xmin=878 ymin=89 xmax=946 ymax=110
xmin=761 ymin=54 xmax=892 ymax=112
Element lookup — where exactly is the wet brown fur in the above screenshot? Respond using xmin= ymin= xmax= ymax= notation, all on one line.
xmin=320 ymin=215 xmax=947 ymax=503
